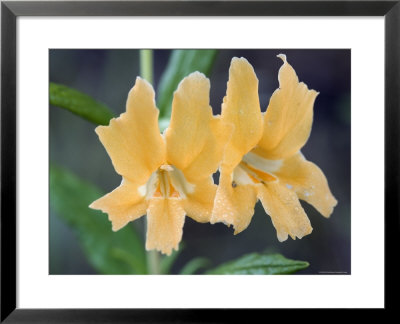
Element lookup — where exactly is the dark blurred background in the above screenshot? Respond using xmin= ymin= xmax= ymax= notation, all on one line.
xmin=49 ymin=49 xmax=350 ymax=274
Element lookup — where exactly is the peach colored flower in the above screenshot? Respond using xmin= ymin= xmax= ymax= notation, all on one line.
xmin=211 ymin=55 xmax=337 ymax=241
xmin=90 ymin=73 xmax=227 ymax=255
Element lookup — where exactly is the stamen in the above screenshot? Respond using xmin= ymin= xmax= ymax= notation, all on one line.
xmin=231 ymin=153 xmax=279 ymax=187
xmin=138 ymin=171 xmax=159 ymax=198
xmin=160 ymin=170 xmax=170 ymax=197
xmin=240 ymin=162 xmax=277 ymax=182
xmin=160 ymin=164 xmax=173 ymax=172
xmin=139 ymin=165 xmax=195 ymax=199
xmin=168 ymin=165 xmax=195 ymax=198
xmin=242 ymin=151 xmax=282 ymax=173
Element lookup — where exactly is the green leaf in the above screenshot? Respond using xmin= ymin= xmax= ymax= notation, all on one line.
xmin=206 ymin=253 xmax=309 ymax=275
xmin=50 ymin=164 xmax=147 ymax=274
xmin=156 ymin=49 xmax=218 ymax=119
xmin=180 ymin=257 xmax=211 ymax=275
xmin=50 ymin=82 xmax=114 ymax=125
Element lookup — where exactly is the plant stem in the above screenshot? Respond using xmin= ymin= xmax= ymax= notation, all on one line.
xmin=139 ymin=49 xmax=161 ymax=275
xmin=140 ymin=49 xmax=153 ymax=85
xmin=147 ymin=248 xmax=161 ymax=275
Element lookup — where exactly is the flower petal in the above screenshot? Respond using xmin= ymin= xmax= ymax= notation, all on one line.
xmin=211 ymin=170 xmax=258 ymax=234
xmin=89 ymin=179 xmax=147 ymax=231
xmin=95 ymin=77 xmax=166 ymax=184
xmin=257 ymin=181 xmax=313 ymax=242
xmin=165 ymin=72 xmax=228 ymax=182
xmin=220 ymin=57 xmax=263 ymax=171
xmin=145 ymin=198 xmax=186 ymax=255
xmin=274 ymin=152 xmax=337 ymax=218
xmin=183 ymin=176 xmax=217 ymax=223
xmin=256 ymin=54 xmax=319 ymax=160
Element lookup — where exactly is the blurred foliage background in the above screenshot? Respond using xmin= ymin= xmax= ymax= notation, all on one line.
xmin=49 ymin=49 xmax=350 ymax=275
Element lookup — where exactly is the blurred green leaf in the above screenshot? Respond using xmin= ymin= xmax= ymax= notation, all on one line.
xmin=50 ymin=164 xmax=147 ymax=274
xmin=157 ymin=49 xmax=218 ymax=119
xmin=180 ymin=257 xmax=211 ymax=275
xmin=50 ymin=82 xmax=114 ymax=125
xmin=206 ymin=253 xmax=309 ymax=275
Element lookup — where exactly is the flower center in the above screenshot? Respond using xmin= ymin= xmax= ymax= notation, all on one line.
xmin=139 ymin=164 xmax=195 ymax=199
xmin=232 ymin=151 xmax=282 ymax=186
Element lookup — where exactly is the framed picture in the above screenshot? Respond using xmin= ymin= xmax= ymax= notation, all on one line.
xmin=1 ymin=0 xmax=397 ymax=321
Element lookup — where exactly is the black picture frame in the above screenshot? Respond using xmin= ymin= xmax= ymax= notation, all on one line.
xmin=1 ymin=0 xmax=398 ymax=321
